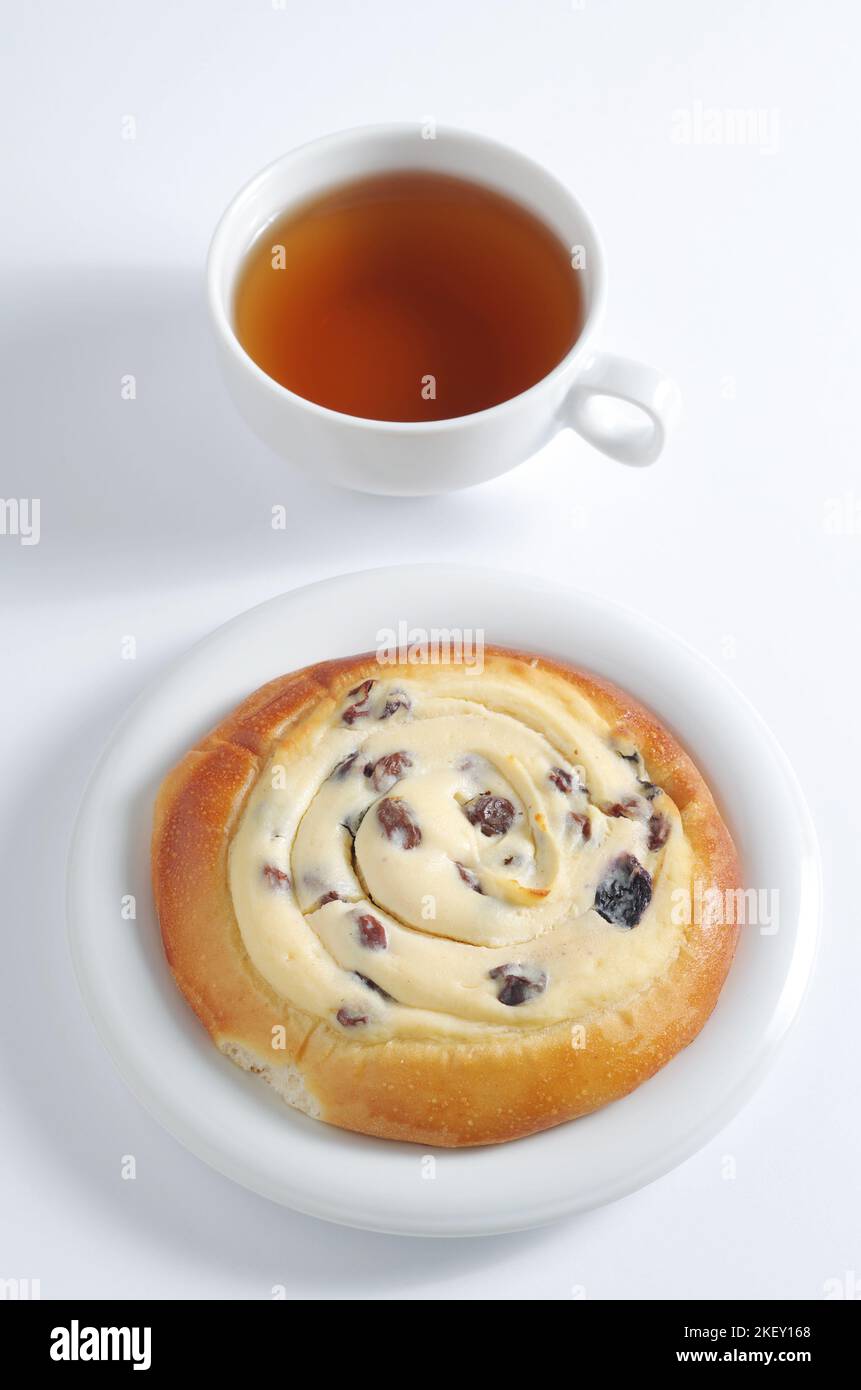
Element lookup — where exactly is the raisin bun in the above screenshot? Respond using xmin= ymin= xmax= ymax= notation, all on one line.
xmin=152 ymin=647 xmax=740 ymax=1147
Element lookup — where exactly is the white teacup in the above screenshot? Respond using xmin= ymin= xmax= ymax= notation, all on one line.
xmin=207 ymin=124 xmax=681 ymax=496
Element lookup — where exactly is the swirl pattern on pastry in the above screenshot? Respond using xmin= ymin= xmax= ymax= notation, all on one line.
xmin=153 ymin=647 xmax=741 ymax=1146
xmin=230 ymin=669 xmax=690 ymax=1042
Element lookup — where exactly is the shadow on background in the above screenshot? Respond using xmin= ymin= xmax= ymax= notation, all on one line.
xmin=0 ymin=266 xmax=504 ymax=608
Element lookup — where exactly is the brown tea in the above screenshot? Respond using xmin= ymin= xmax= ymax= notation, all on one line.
xmin=233 ymin=170 xmax=584 ymax=422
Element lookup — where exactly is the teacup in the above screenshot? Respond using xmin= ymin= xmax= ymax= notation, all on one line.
xmin=207 ymin=124 xmax=681 ymax=496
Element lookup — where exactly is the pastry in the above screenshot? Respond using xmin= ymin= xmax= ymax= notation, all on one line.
xmin=152 ymin=647 xmax=740 ymax=1146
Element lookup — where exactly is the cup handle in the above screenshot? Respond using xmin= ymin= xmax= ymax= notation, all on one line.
xmin=564 ymin=353 xmax=681 ymax=466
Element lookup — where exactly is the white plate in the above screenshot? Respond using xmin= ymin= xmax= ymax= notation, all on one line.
xmin=67 ymin=565 xmax=820 ymax=1236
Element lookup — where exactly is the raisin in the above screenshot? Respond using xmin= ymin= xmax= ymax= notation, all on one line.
xmin=594 ymin=853 xmax=652 ymax=928
xmin=376 ymin=797 xmax=422 ymax=849
xmin=639 ymin=780 xmax=661 ymax=801
xmin=356 ymin=913 xmax=387 ymax=949
xmin=455 ymin=861 xmax=482 ymax=893
xmin=336 ymin=1006 xmax=368 ymax=1028
xmin=464 ymin=793 xmax=515 ymax=837
xmin=369 ymin=750 xmax=412 ymax=793
xmin=647 ymin=812 xmax=670 ymax=851
xmin=489 ymin=962 xmax=547 ymax=1007
xmin=380 ymin=690 xmax=410 ymax=719
xmin=342 ymin=703 xmax=369 ymax=726
xmin=603 ymin=797 xmax=641 ymax=819
xmin=262 ymin=864 xmax=291 ymax=890
xmin=549 ymin=767 xmax=574 ymax=793
xmin=314 ymin=889 xmax=343 ymax=909
xmin=568 ymin=811 xmax=592 ymax=842
xmin=354 ymin=972 xmax=394 ymax=1000
xmin=331 ymin=751 xmax=359 ymax=779
xmin=342 ymin=679 xmax=375 ymax=726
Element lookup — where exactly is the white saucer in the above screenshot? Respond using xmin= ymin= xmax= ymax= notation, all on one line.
xmin=67 ymin=565 xmax=820 ymax=1236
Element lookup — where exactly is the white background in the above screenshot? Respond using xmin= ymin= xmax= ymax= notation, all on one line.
xmin=1 ymin=0 xmax=858 ymax=1300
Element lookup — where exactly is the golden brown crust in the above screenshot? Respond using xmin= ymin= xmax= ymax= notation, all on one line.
xmin=152 ymin=647 xmax=741 ymax=1147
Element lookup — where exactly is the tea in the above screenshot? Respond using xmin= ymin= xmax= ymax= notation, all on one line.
xmin=233 ymin=170 xmax=584 ymax=422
